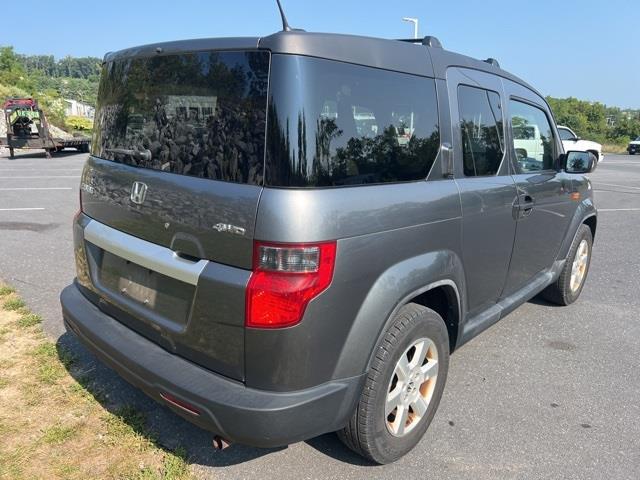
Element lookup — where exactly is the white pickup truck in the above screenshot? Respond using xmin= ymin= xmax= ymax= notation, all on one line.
xmin=557 ymin=126 xmax=604 ymax=163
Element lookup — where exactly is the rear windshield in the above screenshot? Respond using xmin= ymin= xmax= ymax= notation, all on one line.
xmin=266 ymin=55 xmax=440 ymax=187
xmin=92 ymin=51 xmax=269 ymax=185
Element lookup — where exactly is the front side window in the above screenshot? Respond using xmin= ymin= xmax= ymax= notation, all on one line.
xmin=458 ymin=85 xmax=504 ymax=177
xmin=266 ymin=55 xmax=440 ymax=187
xmin=558 ymin=127 xmax=576 ymax=141
xmin=92 ymin=51 xmax=270 ymax=184
xmin=510 ymin=100 xmax=556 ymax=172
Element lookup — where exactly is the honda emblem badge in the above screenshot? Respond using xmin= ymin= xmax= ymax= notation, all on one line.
xmin=130 ymin=181 xmax=148 ymax=205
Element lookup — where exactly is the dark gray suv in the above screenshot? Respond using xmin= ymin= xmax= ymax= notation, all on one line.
xmin=60 ymin=30 xmax=597 ymax=464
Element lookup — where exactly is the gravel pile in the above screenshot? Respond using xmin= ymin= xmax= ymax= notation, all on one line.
xmin=48 ymin=123 xmax=73 ymax=139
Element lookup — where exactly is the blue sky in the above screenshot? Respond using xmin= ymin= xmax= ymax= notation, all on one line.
xmin=1 ymin=0 xmax=638 ymax=108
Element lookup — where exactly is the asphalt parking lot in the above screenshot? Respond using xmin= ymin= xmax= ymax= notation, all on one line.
xmin=1 ymin=150 xmax=639 ymax=479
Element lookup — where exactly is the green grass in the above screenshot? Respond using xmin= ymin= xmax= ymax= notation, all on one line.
xmin=17 ymin=313 xmax=42 ymax=328
xmin=41 ymin=424 xmax=79 ymax=445
xmin=161 ymin=448 xmax=190 ymax=480
xmin=128 ymin=448 xmax=190 ymax=480
xmin=29 ymin=342 xmax=75 ymax=384
xmin=3 ymin=297 xmax=25 ymax=311
xmin=0 ymin=285 xmax=16 ymax=296
xmin=0 ymin=282 xmax=194 ymax=479
xmin=104 ymin=406 xmax=150 ymax=449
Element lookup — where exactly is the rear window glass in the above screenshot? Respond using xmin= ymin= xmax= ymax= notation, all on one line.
xmin=92 ymin=51 xmax=269 ymax=185
xmin=458 ymin=85 xmax=504 ymax=177
xmin=266 ymin=55 xmax=440 ymax=187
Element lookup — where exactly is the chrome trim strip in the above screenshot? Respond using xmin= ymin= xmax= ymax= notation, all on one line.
xmin=84 ymin=220 xmax=207 ymax=286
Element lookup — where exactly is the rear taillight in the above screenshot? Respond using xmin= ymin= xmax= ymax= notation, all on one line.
xmin=245 ymin=241 xmax=337 ymax=328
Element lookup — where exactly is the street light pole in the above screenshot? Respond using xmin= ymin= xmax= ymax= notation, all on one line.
xmin=401 ymin=17 xmax=419 ymax=137
xmin=402 ymin=17 xmax=419 ymax=39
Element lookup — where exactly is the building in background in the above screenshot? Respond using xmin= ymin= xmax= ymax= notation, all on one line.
xmin=64 ymin=99 xmax=94 ymax=119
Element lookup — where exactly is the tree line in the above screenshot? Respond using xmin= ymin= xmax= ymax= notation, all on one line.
xmin=17 ymin=54 xmax=101 ymax=80
xmin=546 ymin=96 xmax=639 ymax=148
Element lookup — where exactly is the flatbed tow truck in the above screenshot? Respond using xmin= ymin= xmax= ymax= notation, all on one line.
xmin=1 ymin=98 xmax=90 ymax=158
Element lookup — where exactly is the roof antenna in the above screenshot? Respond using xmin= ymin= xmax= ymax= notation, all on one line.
xmin=275 ymin=0 xmax=292 ymax=32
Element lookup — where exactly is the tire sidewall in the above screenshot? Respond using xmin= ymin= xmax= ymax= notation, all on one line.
xmin=368 ymin=309 xmax=449 ymax=463
xmin=562 ymin=226 xmax=593 ymax=304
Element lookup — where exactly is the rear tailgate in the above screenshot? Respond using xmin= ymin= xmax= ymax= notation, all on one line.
xmin=81 ymin=156 xmax=260 ymax=268
xmin=75 ymin=48 xmax=270 ymax=381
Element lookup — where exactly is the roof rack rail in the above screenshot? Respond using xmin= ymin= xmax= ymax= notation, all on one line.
xmin=397 ymin=36 xmax=443 ymax=49
xmin=484 ymin=57 xmax=500 ymax=68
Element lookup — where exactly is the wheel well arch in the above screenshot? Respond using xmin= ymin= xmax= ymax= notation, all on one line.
xmin=407 ymin=284 xmax=461 ymax=353
xmin=583 ymin=215 xmax=597 ymax=241
xmin=587 ymin=149 xmax=599 ymax=160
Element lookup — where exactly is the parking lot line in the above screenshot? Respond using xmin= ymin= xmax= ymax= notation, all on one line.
xmin=598 ymin=208 xmax=640 ymax=212
xmin=0 ymin=169 xmax=82 ymax=172
xmin=596 ymin=182 xmax=640 ymax=190
xmin=0 ymin=175 xmax=79 ymax=179
xmin=0 ymin=187 xmax=73 ymax=191
xmin=0 ymin=207 xmax=46 ymax=211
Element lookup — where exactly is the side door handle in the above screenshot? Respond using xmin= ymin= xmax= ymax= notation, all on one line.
xmin=519 ymin=193 xmax=535 ymax=217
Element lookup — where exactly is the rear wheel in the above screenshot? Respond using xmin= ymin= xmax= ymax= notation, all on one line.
xmin=338 ymin=304 xmax=449 ymax=464
xmin=541 ymin=224 xmax=592 ymax=305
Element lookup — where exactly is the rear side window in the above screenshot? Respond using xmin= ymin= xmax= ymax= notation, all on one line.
xmin=266 ymin=55 xmax=440 ymax=187
xmin=509 ymin=100 xmax=556 ymax=172
xmin=92 ymin=51 xmax=269 ymax=184
xmin=458 ymin=85 xmax=504 ymax=177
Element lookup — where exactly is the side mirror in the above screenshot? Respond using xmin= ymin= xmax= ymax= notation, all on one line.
xmin=564 ymin=151 xmax=597 ymax=174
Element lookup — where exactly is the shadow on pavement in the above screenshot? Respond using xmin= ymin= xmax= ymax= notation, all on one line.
xmin=56 ymin=331 xmax=286 ymax=468
xmin=1 ymin=149 xmax=86 ymax=160
xmin=527 ymin=295 xmax=561 ymax=307
xmin=305 ymin=435 xmax=376 ymax=466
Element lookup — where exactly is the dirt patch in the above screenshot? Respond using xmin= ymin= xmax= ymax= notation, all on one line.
xmin=0 ymin=284 xmax=193 ymax=480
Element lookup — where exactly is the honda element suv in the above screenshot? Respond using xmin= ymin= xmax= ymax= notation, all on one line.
xmin=61 ymin=30 xmax=598 ymax=464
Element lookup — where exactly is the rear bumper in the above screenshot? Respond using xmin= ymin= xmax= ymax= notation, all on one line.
xmin=60 ymin=283 xmax=365 ymax=448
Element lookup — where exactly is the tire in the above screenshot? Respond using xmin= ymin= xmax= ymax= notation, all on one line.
xmin=338 ymin=303 xmax=449 ymax=464
xmin=9 ymin=147 xmax=14 ymax=159
xmin=541 ymin=224 xmax=593 ymax=305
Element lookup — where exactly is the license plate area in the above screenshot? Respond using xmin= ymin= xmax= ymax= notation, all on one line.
xmin=96 ymin=249 xmax=195 ymax=326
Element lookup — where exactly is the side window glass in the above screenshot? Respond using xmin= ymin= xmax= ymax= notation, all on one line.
xmin=458 ymin=85 xmax=504 ymax=177
xmin=266 ymin=55 xmax=441 ymax=187
xmin=558 ymin=128 xmax=576 ymax=141
xmin=510 ymin=100 xmax=556 ymax=172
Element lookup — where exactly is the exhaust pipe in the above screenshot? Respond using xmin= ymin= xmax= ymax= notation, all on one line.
xmin=213 ymin=436 xmax=232 ymax=450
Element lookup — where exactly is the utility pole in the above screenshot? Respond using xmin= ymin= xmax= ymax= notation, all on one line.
xmin=402 ymin=17 xmax=419 ymax=39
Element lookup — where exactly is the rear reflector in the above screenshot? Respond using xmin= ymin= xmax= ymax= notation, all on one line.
xmin=159 ymin=392 xmax=201 ymax=416
xmin=246 ymin=241 xmax=337 ymax=328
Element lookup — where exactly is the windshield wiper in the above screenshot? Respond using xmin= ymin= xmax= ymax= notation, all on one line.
xmin=105 ymin=148 xmax=152 ymax=162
